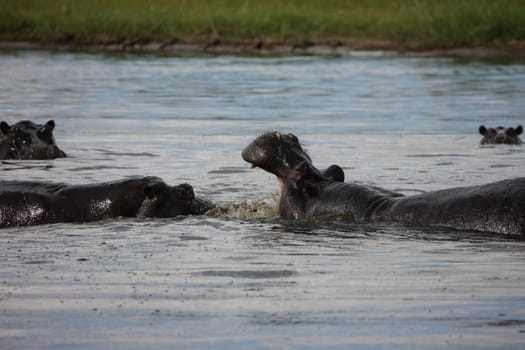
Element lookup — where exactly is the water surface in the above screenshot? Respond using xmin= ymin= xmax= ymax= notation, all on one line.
xmin=1 ymin=51 xmax=524 ymax=349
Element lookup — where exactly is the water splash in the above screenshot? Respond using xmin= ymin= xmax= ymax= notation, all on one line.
xmin=208 ymin=194 xmax=279 ymax=220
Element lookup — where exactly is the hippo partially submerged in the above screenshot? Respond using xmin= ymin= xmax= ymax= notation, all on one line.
xmin=0 ymin=120 xmax=66 ymax=160
xmin=242 ymin=132 xmax=525 ymax=235
xmin=0 ymin=177 xmax=214 ymax=227
xmin=479 ymin=125 xmax=522 ymax=145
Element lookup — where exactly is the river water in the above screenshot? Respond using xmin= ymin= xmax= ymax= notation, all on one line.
xmin=0 ymin=51 xmax=525 ymax=349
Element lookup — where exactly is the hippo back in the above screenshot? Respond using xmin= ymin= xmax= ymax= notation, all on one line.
xmin=386 ymin=178 xmax=525 ymax=235
xmin=0 ymin=177 xmax=214 ymax=227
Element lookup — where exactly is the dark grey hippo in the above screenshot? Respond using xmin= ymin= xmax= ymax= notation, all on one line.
xmin=0 ymin=177 xmax=214 ymax=227
xmin=0 ymin=120 xmax=66 ymax=160
xmin=479 ymin=125 xmax=522 ymax=145
xmin=0 ymin=122 xmax=32 ymax=160
xmin=242 ymin=131 xmax=525 ymax=235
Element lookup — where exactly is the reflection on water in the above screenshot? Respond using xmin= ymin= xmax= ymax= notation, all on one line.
xmin=0 ymin=51 xmax=525 ymax=349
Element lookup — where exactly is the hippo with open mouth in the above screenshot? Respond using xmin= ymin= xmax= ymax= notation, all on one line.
xmin=0 ymin=120 xmax=66 ymax=160
xmin=479 ymin=125 xmax=522 ymax=145
xmin=0 ymin=176 xmax=214 ymax=227
xmin=242 ymin=131 xmax=525 ymax=235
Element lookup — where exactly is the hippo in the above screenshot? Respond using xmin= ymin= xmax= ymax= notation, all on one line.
xmin=242 ymin=132 xmax=525 ymax=235
xmin=479 ymin=125 xmax=522 ymax=145
xmin=0 ymin=120 xmax=66 ymax=160
xmin=0 ymin=176 xmax=214 ymax=227
xmin=0 ymin=122 xmax=32 ymax=160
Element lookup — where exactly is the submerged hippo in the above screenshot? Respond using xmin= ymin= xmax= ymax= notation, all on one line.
xmin=0 ymin=120 xmax=66 ymax=160
xmin=479 ymin=125 xmax=522 ymax=145
xmin=0 ymin=176 xmax=214 ymax=227
xmin=242 ymin=132 xmax=525 ymax=235
xmin=0 ymin=122 xmax=32 ymax=160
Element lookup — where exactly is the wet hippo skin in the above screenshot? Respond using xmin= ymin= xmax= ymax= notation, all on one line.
xmin=242 ymin=131 xmax=525 ymax=235
xmin=0 ymin=177 xmax=214 ymax=227
xmin=0 ymin=120 xmax=66 ymax=160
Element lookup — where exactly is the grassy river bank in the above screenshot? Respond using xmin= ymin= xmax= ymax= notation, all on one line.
xmin=1 ymin=0 xmax=525 ymax=56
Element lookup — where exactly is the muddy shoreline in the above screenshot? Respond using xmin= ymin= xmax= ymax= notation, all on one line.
xmin=2 ymin=39 xmax=525 ymax=58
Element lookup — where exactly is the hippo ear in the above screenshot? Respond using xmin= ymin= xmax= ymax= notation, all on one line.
xmin=144 ymin=182 xmax=167 ymax=199
xmin=505 ymin=126 xmax=523 ymax=137
xmin=323 ymin=164 xmax=345 ymax=182
xmin=39 ymin=120 xmax=55 ymax=135
xmin=45 ymin=120 xmax=55 ymax=130
xmin=0 ymin=121 xmax=10 ymax=135
xmin=479 ymin=125 xmax=487 ymax=136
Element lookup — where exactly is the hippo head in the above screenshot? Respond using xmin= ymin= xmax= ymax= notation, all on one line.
xmin=479 ymin=125 xmax=523 ymax=145
xmin=242 ymin=131 xmax=333 ymax=194
xmin=242 ymin=131 xmax=314 ymax=177
xmin=1 ymin=120 xmax=66 ymax=159
xmin=138 ymin=180 xmax=213 ymax=218
xmin=0 ymin=121 xmax=33 ymax=158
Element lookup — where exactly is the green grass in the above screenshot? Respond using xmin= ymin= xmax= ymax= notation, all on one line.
xmin=1 ymin=0 xmax=525 ymax=49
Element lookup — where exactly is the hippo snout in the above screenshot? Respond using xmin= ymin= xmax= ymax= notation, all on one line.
xmin=242 ymin=132 xmax=277 ymax=166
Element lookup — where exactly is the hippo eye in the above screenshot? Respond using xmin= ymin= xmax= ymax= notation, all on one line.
xmin=287 ymin=134 xmax=299 ymax=143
